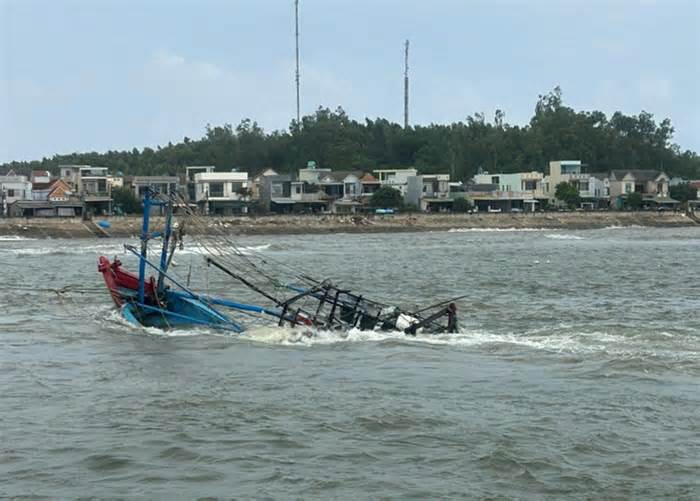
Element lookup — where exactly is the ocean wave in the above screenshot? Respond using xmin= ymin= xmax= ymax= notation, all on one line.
xmin=601 ymin=224 xmax=643 ymax=230
xmin=544 ymin=234 xmax=585 ymax=240
xmin=177 ymin=243 xmax=272 ymax=256
xmin=240 ymin=326 xmax=700 ymax=361
xmin=448 ymin=227 xmax=547 ymax=233
xmin=0 ymin=235 xmax=37 ymax=241
xmin=99 ymin=306 xmax=700 ymax=363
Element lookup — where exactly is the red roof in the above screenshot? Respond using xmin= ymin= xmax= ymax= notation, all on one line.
xmin=360 ymin=173 xmax=379 ymax=183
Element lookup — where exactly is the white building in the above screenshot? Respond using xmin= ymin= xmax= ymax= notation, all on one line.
xmin=0 ymin=173 xmax=33 ymax=216
xmin=194 ymin=171 xmax=249 ymax=215
xmin=543 ymin=160 xmax=608 ymax=208
xmin=374 ymin=168 xmax=418 ymax=195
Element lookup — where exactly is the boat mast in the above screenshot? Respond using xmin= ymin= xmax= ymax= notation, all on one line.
xmin=138 ymin=190 xmax=152 ymax=304
xmin=157 ymin=194 xmax=173 ymax=292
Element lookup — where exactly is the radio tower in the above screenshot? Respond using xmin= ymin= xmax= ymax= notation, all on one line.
xmin=404 ymin=39 xmax=409 ymax=129
xmin=295 ymin=0 xmax=301 ymax=124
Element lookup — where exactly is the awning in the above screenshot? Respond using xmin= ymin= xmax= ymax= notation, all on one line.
xmin=642 ymin=196 xmax=680 ymax=204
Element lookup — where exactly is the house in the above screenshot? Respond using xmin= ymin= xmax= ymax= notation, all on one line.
xmin=107 ymin=175 xmax=124 ymax=189
xmin=9 ymin=199 xmax=84 ymax=217
xmin=359 ymin=173 xmax=381 ymax=200
xmin=15 ymin=176 xmax=81 ymax=216
xmin=60 ymin=165 xmax=113 ymax=215
xmin=323 ymin=171 xmax=364 ymax=213
xmin=608 ymin=169 xmax=678 ymax=209
xmin=373 ymin=168 xmax=418 ymax=196
xmin=543 ymin=160 xmax=608 ymax=208
xmin=471 ymin=171 xmax=546 ymax=212
xmin=185 ymin=166 xmax=215 ymax=202
xmin=31 ymin=179 xmax=74 ymax=202
xmin=0 ymin=171 xmax=33 ymax=216
xmin=30 ymin=170 xmax=52 ymax=184
xmin=131 ymin=176 xmax=180 ymax=198
xmin=194 ymin=171 xmax=250 ymax=215
xmin=402 ymin=173 xmax=452 ymax=211
xmin=689 ymin=181 xmax=700 ymax=211
xmin=249 ymin=168 xmax=279 ymax=199
xmin=261 ymin=175 xmax=298 ymax=213
xmin=130 ymin=176 xmax=180 ymax=214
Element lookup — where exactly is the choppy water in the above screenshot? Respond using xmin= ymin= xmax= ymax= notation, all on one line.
xmin=1 ymin=227 xmax=699 ymax=498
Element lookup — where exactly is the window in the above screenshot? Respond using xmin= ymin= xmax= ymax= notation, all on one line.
xmin=271 ymin=183 xmax=283 ymax=197
xmin=657 ymin=182 xmax=663 ymax=194
xmin=491 ymin=176 xmax=500 ymax=185
xmin=625 ymin=183 xmax=633 ymax=194
xmin=295 ymin=185 xmax=301 ymax=194
xmin=579 ymin=181 xmax=589 ymax=192
xmin=7 ymin=189 xmax=15 ymax=197
xmin=523 ymin=180 xmax=537 ymax=191
xmin=209 ymin=182 xmax=224 ymax=197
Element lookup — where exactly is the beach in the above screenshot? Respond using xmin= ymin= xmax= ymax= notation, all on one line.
xmin=0 ymin=211 xmax=695 ymax=238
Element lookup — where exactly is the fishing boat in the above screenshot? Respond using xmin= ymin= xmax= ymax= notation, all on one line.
xmin=98 ymin=189 xmax=461 ymax=335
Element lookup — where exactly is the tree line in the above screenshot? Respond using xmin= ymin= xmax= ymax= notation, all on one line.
xmin=3 ymin=87 xmax=699 ymax=181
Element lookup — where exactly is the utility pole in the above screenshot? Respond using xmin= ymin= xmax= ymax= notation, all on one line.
xmin=404 ymin=39 xmax=409 ymax=129
xmin=295 ymin=0 xmax=301 ymax=124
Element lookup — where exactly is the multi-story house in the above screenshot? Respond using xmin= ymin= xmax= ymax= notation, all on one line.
xmin=185 ymin=166 xmax=215 ymax=203
xmin=0 ymin=171 xmax=33 ymax=216
xmin=373 ymin=168 xmax=418 ymax=196
xmin=194 ymin=171 xmax=249 ymax=215
xmin=60 ymin=165 xmax=113 ymax=215
xmin=608 ymin=170 xmax=677 ymax=209
xmin=543 ymin=160 xmax=608 ymax=208
xmin=471 ymin=171 xmax=546 ymax=212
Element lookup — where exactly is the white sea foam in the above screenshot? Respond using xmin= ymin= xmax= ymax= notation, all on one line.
xmin=448 ymin=227 xmax=547 ymax=233
xmin=601 ymin=224 xmax=642 ymax=230
xmin=544 ymin=234 xmax=585 ymax=240
xmin=0 ymin=235 xmax=37 ymax=241
xmin=176 ymin=243 xmax=272 ymax=256
xmin=238 ymin=325 xmax=700 ymax=361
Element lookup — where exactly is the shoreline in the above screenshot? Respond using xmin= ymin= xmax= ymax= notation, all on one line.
xmin=0 ymin=212 xmax=696 ymax=239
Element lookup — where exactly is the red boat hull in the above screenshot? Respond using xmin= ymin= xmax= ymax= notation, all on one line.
xmin=98 ymin=256 xmax=155 ymax=306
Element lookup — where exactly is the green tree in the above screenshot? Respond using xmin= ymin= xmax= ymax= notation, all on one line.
xmin=625 ymin=192 xmax=643 ymax=210
xmin=670 ymin=183 xmax=698 ymax=203
xmin=452 ymin=197 xmax=473 ymax=213
xmin=112 ymin=187 xmax=142 ymax=214
xmin=2 ymin=86 xmax=700 ymax=181
xmin=554 ymin=181 xmax=580 ymax=209
xmin=369 ymin=186 xmax=403 ymax=208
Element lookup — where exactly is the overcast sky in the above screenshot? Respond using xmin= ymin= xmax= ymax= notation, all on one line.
xmin=1 ymin=0 xmax=698 ymax=163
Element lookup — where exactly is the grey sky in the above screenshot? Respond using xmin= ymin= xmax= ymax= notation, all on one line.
xmin=1 ymin=0 xmax=698 ymax=163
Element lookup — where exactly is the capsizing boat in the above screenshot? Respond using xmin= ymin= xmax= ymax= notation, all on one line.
xmin=98 ymin=188 xmax=461 ymax=335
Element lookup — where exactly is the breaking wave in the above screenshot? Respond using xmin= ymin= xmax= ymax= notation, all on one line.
xmin=0 ymin=235 xmax=37 ymax=241
xmin=544 ymin=234 xmax=585 ymax=240
xmin=448 ymin=227 xmax=547 ymax=233
xmin=242 ymin=326 xmax=699 ymax=359
xmin=101 ymin=318 xmax=698 ymax=365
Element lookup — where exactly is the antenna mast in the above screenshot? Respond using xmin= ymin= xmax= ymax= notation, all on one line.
xmin=404 ymin=39 xmax=409 ymax=129
xmin=295 ymin=0 xmax=301 ymax=124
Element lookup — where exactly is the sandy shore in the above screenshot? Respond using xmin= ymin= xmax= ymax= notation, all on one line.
xmin=0 ymin=211 xmax=696 ymax=238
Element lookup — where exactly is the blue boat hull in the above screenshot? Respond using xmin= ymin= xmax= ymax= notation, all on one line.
xmin=120 ymin=290 xmax=243 ymax=332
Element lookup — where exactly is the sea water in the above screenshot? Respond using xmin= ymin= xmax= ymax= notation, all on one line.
xmin=0 ymin=227 xmax=698 ymax=498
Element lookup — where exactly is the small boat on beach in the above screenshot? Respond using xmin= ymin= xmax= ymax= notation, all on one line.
xmin=98 ymin=189 xmax=460 ymax=335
